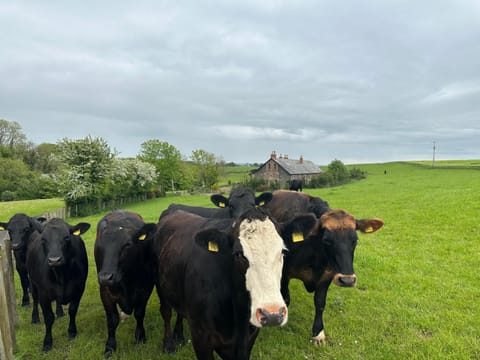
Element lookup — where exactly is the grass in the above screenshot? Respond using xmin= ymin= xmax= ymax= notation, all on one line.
xmin=8 ymin=161 xmax=480 ymax=359
xmin=0 ymin=198 xmax=64 ymax=220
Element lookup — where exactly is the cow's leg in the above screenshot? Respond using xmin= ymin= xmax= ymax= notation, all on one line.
xmin=101 ymin=290 xmax=119 ymax=357
xmin=67 ymin=298 xmax=80 ymax=339
xmin=56 ymin=301 xmax=65 ymax=318
xmin=173 ymin=313 xmax=185 ymax=345
xmin=31 ymin=283 xmax=40 ymax=324
xmin=311 ymin=283 xmax=331 ymax=346
xmin=160 ymin=299 xmax=175 ymax=353
xmin=17 ymin=266 xmax=30 ymax=306
xmin=133 ymin=295 xmax=149 ymax=344
xmin=40 ymin=300 xmax=55 ymax=352
xmin=190 ymin=328 xmax=215 ymax=360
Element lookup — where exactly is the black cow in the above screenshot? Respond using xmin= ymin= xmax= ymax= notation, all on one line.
xmin=26 ymin=218 xmax=90 ymax=352
xmin=0 ymin=214 xmax=65 ymax=319
xmin=153 ymin=207 xmax=316 ymax=359
xmin=266 ymin=190 xmax=384 ymax=345
xmin=0 ymin=214 xmax=45 ymax=307
xmin=288 ymin=179 xmax=303 ymax=192
xmin=165 ymin=186 xmax=272 ymax=219
xmin=94 ymin=210 xmax=157 ymax=357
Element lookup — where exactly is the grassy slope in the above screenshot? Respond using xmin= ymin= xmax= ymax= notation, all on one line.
xmin=10 ymin=162 xmax=480 ymax=359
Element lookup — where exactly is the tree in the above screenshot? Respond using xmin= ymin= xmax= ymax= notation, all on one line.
xmin=327 ymin=159 xmax=350 ymax=184
xmin=191 ymin=149 xmax=219 ymax=189
xmin=55 ymin=136 xmax=115 ymax=206
xmin=107 ymin=158 xmax=157 ymax=198
xmin=0 ymin=119 xmax=29 ymax=158
xmin=138 ymin=140 xmax=182 ymax=193
xmin=0 ymin=157 xmax=47 ymax=200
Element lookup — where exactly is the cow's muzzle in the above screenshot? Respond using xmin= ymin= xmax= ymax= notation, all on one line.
xmin=98 ymin=271 xmax=116 ymax=286
xmin=256 ymin=306 xmax=287 ymax=327
xmin=47 ymin=256 xmax=64 ymax=267
xmin=333 ymin=273 xmax=357 ymax=287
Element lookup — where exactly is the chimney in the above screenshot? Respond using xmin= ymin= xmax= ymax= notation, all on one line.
xmin=299 ymin=155 xmax=304 ymax=164
xmin=271 ymin=150 xmax=277 ymax=159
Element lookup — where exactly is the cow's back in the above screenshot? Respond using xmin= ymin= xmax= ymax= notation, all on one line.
xmin=267 ymin=190 xmax=329 ymax=222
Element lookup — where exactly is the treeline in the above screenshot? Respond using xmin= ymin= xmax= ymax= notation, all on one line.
xmin=0 ymin=119 xmax=224 ymax=215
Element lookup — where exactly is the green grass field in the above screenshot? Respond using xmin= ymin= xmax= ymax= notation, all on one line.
xmin=5 ymin=161 xmax=480 ymax=359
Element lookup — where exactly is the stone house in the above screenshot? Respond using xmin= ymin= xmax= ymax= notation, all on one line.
xmin=251 ymin=151 xmax=323 ymax=186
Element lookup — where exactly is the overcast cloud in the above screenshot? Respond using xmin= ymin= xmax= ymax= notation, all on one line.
xmin=1 ymin=0 xmax=479 ymax=164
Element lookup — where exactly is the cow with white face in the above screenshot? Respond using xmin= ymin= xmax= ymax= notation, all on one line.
xmin=153 ymin=207 xmax=316 ymax=359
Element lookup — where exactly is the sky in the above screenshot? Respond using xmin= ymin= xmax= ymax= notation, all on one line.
xmin=1 ymin=1 xmax=480 ymax=165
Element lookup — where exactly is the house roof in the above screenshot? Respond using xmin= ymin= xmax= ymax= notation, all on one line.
xmin=252 ymin=153 xmax=323 ymax=175
xmin=273 ymin=157 xmax=322 ymax=175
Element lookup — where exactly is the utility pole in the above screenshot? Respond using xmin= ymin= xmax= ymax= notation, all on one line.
xmin=432 ymin=141 xmax=436 ymax=168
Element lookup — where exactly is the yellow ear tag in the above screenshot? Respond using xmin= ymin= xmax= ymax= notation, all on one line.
xmin=138 ymin=234 xmax=146 ymax=241
xmin=365 ymin=226 xmax=374 ymax=233
xmin=73 ymin=229 xmax=81 ymax=236
xmin=258 ymin=201 xmax=265 ymax=206
xmin=0 ymin=226 xmax=4 ymax=231
xmin=218 ymin=202 xmax=226 ymax=208
xmin=292 ymin=232 xmax=304 ymax=243
xmin=208 ymin=241 xmax=219 ymax=252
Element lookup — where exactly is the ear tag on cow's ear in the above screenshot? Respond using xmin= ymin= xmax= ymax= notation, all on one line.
xmin=73 ymin=229 xmax=81 ymax=236
xmin=218 ymin=202 xmax=226 ymax=208
xmin=0 ymin=226 xmax=4 ymax=231
xmin=292 ymin=232 xmax=304 ymax=242
xmin=258 ymin=200 xmax=265 ymax=206
xmin=364 ymin=226 xmax=374 ymax=233
xmin=208 ymin=241 xmax=219 ymax=252
xmin=138 ymin=234 xmax=147 ymax=241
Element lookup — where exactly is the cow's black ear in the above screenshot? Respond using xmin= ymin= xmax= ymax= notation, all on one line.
xmin=356 ymin=218 xmax=384 ymax=234
xmin=71 ymin=222 xmax=91 ymax=236
xmin=136 ymin=223 xmax=157 ymax=241
xmin=31 ymin=217 xmax=46 ymax=232
xmin=211 ymin=194 xmax=229 ymax=208
xmin=195 ymin=229 xmax=231 ymax=254
xmin=281 ymin=214 xmax=317 ymax=248
xmin=255 ymin=192 xmax=273 ymax=207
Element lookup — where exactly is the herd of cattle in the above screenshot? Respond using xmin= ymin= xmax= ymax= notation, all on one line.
xmin=0 ymin=188 xmax=384 ymax=360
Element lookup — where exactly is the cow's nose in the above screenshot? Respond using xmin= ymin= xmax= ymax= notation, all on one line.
xmin=98 ymin=272 xmax=115 ymax=286
xmin=336 ymin=274 xmax=357 ymax=287
xmin=47 ymin=256 xmax=63 ymax=266
xmin=256 ymin=306 xmax=287 ymax=327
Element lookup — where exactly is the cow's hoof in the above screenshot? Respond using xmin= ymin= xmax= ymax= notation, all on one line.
xmin=42 ymin=343 xmax=53 ymax=352
xmin=104 ymin=348 xmax=114 ymax=358
xmin=163 ymin=339 xmax=176 ymax=353
xmin=311 ymin=330 xmax=327 ymax=346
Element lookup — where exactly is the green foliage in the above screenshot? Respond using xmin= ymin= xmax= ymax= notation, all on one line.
xmin=307 ymin=160 xmax=367 ymax=188
xmin=138 ymin=139 xmax=182 ymax=193
xmin=327 ymin=158 xmax=350 ymax=184
xmin=0 ymin=157 xmax=50 ymax=200
xmin=191 ymin=149 xmax=220 ymax=189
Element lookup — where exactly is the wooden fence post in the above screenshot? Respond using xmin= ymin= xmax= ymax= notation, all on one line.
xmin=0 ymin=230 xmax=16 ymax=360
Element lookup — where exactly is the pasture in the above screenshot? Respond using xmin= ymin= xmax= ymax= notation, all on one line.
xmin=5 ymin=162 xmax=480 ymax=359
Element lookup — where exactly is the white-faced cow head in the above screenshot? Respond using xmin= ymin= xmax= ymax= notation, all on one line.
xmin=195 ymin=207 xmax=316 ymax=328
